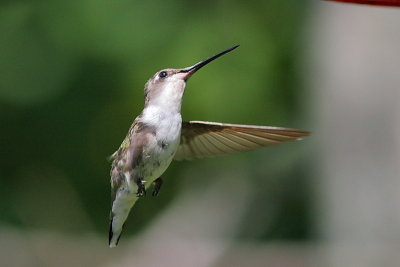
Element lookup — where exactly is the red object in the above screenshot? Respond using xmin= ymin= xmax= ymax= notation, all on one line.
xmin=327 ymin=0 xmax=400 ymax=6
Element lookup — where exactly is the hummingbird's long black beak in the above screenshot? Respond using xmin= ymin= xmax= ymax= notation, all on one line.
xmin=179 ymin=45 xmax=239 ymax=80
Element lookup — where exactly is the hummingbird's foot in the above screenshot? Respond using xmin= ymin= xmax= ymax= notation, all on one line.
xmin=152 ymin=177 xmax=163 ymax=196
xmin=136 ymin=178 xmax=146 ymax=197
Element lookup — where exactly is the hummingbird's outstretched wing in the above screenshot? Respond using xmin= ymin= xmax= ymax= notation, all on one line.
xmin=174 ymin=121 xmax=309 ymax=161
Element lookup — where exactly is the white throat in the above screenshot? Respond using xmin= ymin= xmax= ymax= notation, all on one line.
xmin=148 ymin=79 xmax=186 ymax=114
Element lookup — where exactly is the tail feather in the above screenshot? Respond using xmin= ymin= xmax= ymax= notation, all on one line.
xmin=108 ymin=192 xmax=137 ymax=247
xmin=109 ymin=219 xmax=113 ymax=244
xmin=109 ymin=218 xmax=124 ymax=247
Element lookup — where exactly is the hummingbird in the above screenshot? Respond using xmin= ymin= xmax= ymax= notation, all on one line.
xmin=108 ymin=45 xmax=309 ymax=247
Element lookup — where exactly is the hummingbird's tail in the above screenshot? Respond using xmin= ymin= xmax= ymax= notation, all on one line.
xmin=109 ymin=217 xmax=123 ymax=247
xmin=109 ymin=192 xmax=137 ymax=247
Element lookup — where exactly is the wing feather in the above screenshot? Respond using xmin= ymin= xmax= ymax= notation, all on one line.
xmin=208 ymin=132 xmax=242 ymax=154
xmin=216 ymin=132 xmax=252 ymax=150
xmin=174 ymin=120 xmax=309 ymax=161
xmin=197 ymin=134 xmax=222 ymax=155
xmin=201 ymin=133 xmax=230 ymax=154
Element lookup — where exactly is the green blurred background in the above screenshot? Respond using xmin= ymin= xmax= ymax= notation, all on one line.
xmin=4 ymin=0 xmax=400 ymax=266
xmin=0 ymin=0 xmax=312 ymax=265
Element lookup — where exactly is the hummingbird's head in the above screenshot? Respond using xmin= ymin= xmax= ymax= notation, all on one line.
xmin=144 ymin=45 xmax=239 ymax=111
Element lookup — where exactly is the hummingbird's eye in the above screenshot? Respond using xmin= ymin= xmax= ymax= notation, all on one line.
xmin=159 ymin=71 xmax=168 ymax=78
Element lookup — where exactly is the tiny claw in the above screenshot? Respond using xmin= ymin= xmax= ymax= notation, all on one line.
xmin=136 ymin=178 xmax=146 ymax=197
xmin=152 ymin=177 xmax=163 ymax=197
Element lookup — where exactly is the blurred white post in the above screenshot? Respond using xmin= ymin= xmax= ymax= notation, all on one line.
xmin=310 ymin=2 xmax=400 ymax=266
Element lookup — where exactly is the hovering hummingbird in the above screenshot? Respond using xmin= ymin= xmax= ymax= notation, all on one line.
xmin=108 ymin=45 xmax=309 ymax=247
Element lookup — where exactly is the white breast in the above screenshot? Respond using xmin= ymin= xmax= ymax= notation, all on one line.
xmin=139 ymin=105 xmax=182 ymax=182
